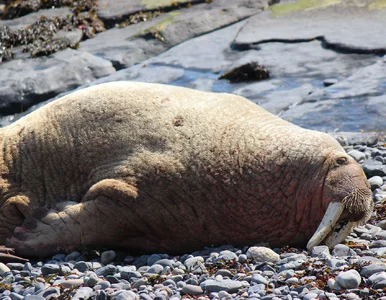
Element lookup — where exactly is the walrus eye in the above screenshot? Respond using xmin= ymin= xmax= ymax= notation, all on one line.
xmin=336 ymin=157 xmax=347 ymax=165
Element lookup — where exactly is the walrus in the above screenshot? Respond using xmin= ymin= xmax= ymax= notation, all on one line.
xmin=0 ymin=81 xmax=373 ymax=257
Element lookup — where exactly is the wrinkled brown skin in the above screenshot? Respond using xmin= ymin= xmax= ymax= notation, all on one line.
xmin=0 ymin=82 xmax=373 ymax=257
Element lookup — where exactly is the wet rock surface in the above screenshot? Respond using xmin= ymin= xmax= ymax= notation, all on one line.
xmin=2 ymin=0 xmax=386 ymax=299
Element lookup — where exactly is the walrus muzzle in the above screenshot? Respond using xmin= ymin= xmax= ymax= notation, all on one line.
xmin=307 ymin=188 xmax=373 ymax=250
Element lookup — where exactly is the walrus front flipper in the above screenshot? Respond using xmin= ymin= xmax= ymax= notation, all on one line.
xmin=7 ymin=180 xmax=144 ymax=257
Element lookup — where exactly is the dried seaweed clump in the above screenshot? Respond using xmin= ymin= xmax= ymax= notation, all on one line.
xmin=0 ymin=26 xmax=16 ymax=62
xmin=0 ymin=0 xmax=105 ymax=60
xmin=3 ymin=0 xmax=87 ymax=20
xmin=116 ymin=11 xmax=162 ymax=29
xmin=219 ymin=62 xmax=270 ymax=83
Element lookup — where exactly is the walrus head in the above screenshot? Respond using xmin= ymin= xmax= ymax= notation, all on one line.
xmin=307 ymin=150 xmax=373 ymax=250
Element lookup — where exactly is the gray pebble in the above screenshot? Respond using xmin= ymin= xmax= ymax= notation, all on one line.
xmin=144 ymin=264 xmax=163 ymax=275
xmin=286 ymin=277 xmax=299 ymax=284
xmin=336 ymin=270 xmax=361 ymax=289
xmin=132 ymin=278 xmax=148 ymax=289
xmin=347 ymin=150 xmax=366 ymax=163
xmin=96 ymin=264 xmax=117 ymax=276
xmin=201 ymin=279 xmax=248 ymax=293
xmin=65 ymin=251 xmax=82 ymax=262
xmin=60 ymin=265 xmax=72 ymax=275
xmin=216 ymin=250 xmax=238 ymax=262
xmin=106 ymin=275 xmax=120 ymax=284
xmin=140 ymin=294 xmax=153 ymax=300
xmin=251 ymin=273 xmax=268 ymax=285
xmin=74 ymin=261 xmax=91 ymax=272
xmin=327 ymin=258 xmax=347 ymax=270
xmin=374 ymin=279 xmax=386 ymax=289
xmin=85 ymin=272 xmax=100 ymax=287
xmin=311 ymin=245 xmax=331 ymax=259
xmin=246 ymin=247 xmax=280 ymax=263
xmin=303 ymin=292 xmax=319 ymax=300
xmin=374 ymin=189 xmax=386 ymax=202
xmin=361 ymin=263 xmax=386 ymax=277
xmin=368 ymin=271 xmax=386 ymax=284
xmin=363 ymin=164 xmax=386 ymax=177
xmin=52 ymin=253 xmax=66 ymax=261
xmin=41 ymin=264 xmax=60 ymax=275
xmin=73 ymin=286 xmax=95 ymax=299
xmin=147 ymin=254 xmax=167 ymax=266
xmin=368 ymin=176 xmax=384 ymax=190
xmin=184 ymin=257 xmax=206 ymax=274
xmin=60 ymin=278 xmax=83 ymax=289
xmin=101 ymin=250 xmax=116 ymax=265
xmin=215 ymin=269 xmax=233 ymax=278
xmin=41 ymin=286 xmax=61 ymax=298
xmin=6 ymin=263 xmax=24 ymax=271
xmin=0 ymin=263 xmax=11 ymax=275
xmin=238 ymin=254 xmax=248 ymax=264
xmin=154 ymin=259 xmax=174 ymax=268
xmin=9 ymin=292 xmax=24 ymax=300
xmin=332 ymin=244 xmax=356 ymax=257
xmin=370 ymin=240 xmax=386 ymax=248
xmin=181 ymin=284 xmax=204 ymax=296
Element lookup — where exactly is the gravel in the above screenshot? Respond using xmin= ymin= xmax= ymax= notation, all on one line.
xmin=1 ymin=136 xmax=386 ymax=299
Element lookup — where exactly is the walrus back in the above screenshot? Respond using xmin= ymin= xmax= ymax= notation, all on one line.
xmin=2 ymin=81 xmax=341 ymax=209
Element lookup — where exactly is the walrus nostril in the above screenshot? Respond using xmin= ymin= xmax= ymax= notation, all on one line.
xmin=336 ymin=157 xmax=348 ymax=165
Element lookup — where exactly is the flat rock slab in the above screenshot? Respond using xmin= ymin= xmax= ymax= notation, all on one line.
xmin=0 ymin=0 xmax=266 ymax=118
xmin=304 ymin=56 xmax=386 ymax=101
xmin=280 ymin=55 xmax=386 ymax=131
xmin=79 ymin=0 xmax=266 ymax=69
xmin=234 ymin=0 xmax=386 ymax=52
xmin=0 ymin=49 xmax=115 ymax=116
xmin=97 ymin=0 xmax=203 ymax=24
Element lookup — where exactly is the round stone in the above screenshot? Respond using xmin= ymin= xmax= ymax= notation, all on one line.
xmin=336 ymin=270 xmax=361 ymax=289
xmin=347 ymin=150 xmax=366 ymax=163
xmin=41 ymin=264 xmax=60 ymax=276
xmin=368 ymin=176 xmax=383 ymax=190
xmin=145 ymin=264 xmax=164 ymax=275
xmin=216 ymin=250 xmax=238 ymax=262
xmin=368 ymin=271 xmax=386 ymax=285
xmin=215 ymin=269 xmax=233 ymax=278
xmin=361 ymin=264 xmax=386 ymax=277
xmin=101 ymin=250 xmax=117 ymax=265
xmin=311 ymin=245 xmax=331 ymax=259
xmin=181 ymin=284 xmax=204 ymax=296
xmin=60 ymin=278 xmax=83 ymax=289
xmin=332 ymin=244 xmax=356 ymax=257
xmin=0 ymin=263 xmax=10 ymax=275
xmin=251 ymin=274 xmax=268 ymax=285
xmin=246 ymin=247 xmax=280 ymax=263
xmin=96 ymin=265 xmax=117 ymax=276
xmin=201 ymin=279 xmax=248 ymax=293
xmin=184 ymin=257 xmax=206 ymax=274
xmin=65 ymin=251 xmax=81 ymax=262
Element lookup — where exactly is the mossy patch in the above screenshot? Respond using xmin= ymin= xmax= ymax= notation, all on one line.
xmin=270 ymin=0 xmax=341 ymax=17
xmin=369 ymin=0 xmax=386 ymax=10
xmin=141 ymin=0 xmax=190 ymax=10
xmin=135 ymin=12 xmax=180 ymax=41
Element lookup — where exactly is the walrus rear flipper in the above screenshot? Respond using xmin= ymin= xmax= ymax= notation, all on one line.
xmin=6 ymin=179 xmax=146 ymax=257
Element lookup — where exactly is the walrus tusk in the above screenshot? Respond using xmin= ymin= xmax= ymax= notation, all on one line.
xmin=324 ymin=220 xmax=354 ymax=248
xmin=307 ymin=202 xmax=345 ymax=250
